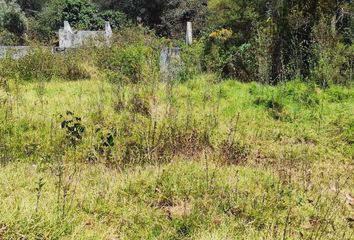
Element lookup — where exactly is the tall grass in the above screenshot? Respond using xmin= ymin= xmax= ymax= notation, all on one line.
xmin=0 ymin=28 xmax=353 ymax=239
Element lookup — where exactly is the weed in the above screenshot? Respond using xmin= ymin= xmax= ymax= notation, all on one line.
xmin=94 ymin=127 xmax=117 ymax=163
xmin=59 ymin=111 xmax=85 ymax=147
xmin=219 ymin=139 xmax=250 ymax=165
xmin=130 ymin=92 xmax=151 ymax=116
xmin=34 ymin=177 xmax=45 ymax=214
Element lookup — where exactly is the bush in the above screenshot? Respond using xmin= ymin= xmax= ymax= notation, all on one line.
xmin=100 ymin=10 xmax=131 ymax=29
xmin=0 ymin=29 xmax=21 ymax=45
xmin=202 ymin=28 xmax=257 ymax=81
xmin=101 ymin=43 xmax=159 ymax=84
xmin=0 ymin=46 xmax=96 ymax=81
xmin=0 ymin=0 xmax=27 ymax=44
xmin=311 ymin=43 xmax=354 ymax=87
xmin=0 ymin=44 xmax=98 ymax=83
xmin=203 ymin=28 xmax=234 ymax=75
xmin=16 ymin=48 xmax=55 ymax=81
xmin=32 ymin=0 xmax=129 ymax=42
xmin=56 ymin=49 xmax=96 ymax=80
xmin=179 ymin=40 xmax=204 ymax=81
xmin=111 ymin=26 xmax=162 ymax=48
xmin=3 ymin=10 xmax=27 ymax=36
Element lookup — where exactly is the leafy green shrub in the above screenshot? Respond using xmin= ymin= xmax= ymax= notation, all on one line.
xmin=179 ymin=40 xmax=204 ymax=81
xmin=222 ymin=43 xmax=256 ymax=81
xmin=61 ymin=0 xmax=103 ymax=29
xmin=2 ymin=9 xmax=27 ymax=36
xmin=111 ymin=26 xmax=162 ymax=48
xmin=117 ymin=44 xmax=150 ymax=84
xmin=202 ymin=28 xmax=257 ymax=81
xmin=32 ymin=0 xmax=129 ymax=42
xmin=0 ymin=46 xmax=97 ymax=81
xmin=203 ymin=28 xmax=234 ymax=75
xmin=311 ymin=43 xmax=354 ymax=87
xmin=100 ymin=10 xmax=131 ymax=29
xmin=101 ymin=43 xmax=159 ymax=84
xmin=17 ymin=48 xmax=55 ymax=81
xmin=0 ymin=0 xmax=27 ymax=44
xmin=63 ymin=62 xmax=92 ymax=80
xmin=58 ymin=52 xmax=94 ymax=80
xmin=0 ymin=29 xmax=20 ymax=45
xmin=100 ymin=27 xmax=161 ymax=85
xmin=59 ymin=111 xmax=85 ymax=147
xmin=0 ymin=54 xmax=17 ymax=79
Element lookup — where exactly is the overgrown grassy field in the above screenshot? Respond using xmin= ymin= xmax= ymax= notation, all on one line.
xmin=0 ymin=75 xmax=353 ymax=239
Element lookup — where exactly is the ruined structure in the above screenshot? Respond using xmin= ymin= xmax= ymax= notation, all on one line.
xmin=58 ymin=21 xmax=112 ymax=50
xmin=160 ymin=22 xmax=193 ymax=80
xmin=0 ymin=46 xmax=31 ymax=59
xmin=0 ymin=21 xmax=113 ymax=58
xmin=160 ymin=47 xmax=182 ymax=81
xmin=1 ymin=21 xmax=192 ymax=82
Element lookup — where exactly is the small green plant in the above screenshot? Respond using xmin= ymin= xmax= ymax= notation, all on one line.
xmin=254 ymin=96 xmax=286 ymax=120
xmin=60 ymin=111 xmax=85 ymax=147
xmin=129 ymin=92 xmax=151 ymax=116
xmin=34 ymin=177 xmax=45 ymax=214
xmin=179 ymin=41 xmax=204 ymax=81
xmin=94 ymin=127 xmax=117 ymax=163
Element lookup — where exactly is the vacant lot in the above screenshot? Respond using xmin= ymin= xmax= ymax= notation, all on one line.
xmin=0 ymin=75 xmax=353 ymax=239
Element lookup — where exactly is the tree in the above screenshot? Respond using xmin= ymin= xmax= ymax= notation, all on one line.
xmin=61 ymin=0 xmax=103 ymax=29
xmin=158 ymin=0 xmax=209 ymax=38
xmin=94 ymin=0 xmax=208 ymax=38
xmin=100 ymin=10 xmax=131 ymax=29
xmin=32 ymin=0 xmax=128 ymax=42
xmin=15 ymin=0 xmax=49 ymax=15
xmin=207 ymin=0 xmax=353 ymax=83
xmin=0 ymin=0 xmax=27 ymax=45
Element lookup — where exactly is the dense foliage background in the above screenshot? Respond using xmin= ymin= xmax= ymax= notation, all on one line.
xmin=0 ymin=0 xmax=353 ymax=84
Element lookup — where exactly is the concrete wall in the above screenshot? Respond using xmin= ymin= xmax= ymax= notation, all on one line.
xmin=0 ymin=46 xmax=32 ymax=59
xmin=0 ymin=21 xmax=113 ymax=59
xmin=160 ymin=47 xmax=182 ymax=81
xmin=59 ymin=21 xmax=112 ymax=49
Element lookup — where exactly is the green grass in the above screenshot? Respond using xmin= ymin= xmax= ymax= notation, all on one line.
xmin=0 ymin=75 xmax=353 ymax=239
xmin=0 ymin=160 xmax=352 ymax=239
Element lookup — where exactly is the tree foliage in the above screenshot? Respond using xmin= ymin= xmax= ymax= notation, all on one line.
xmin=31 ymin=0 xmax=129 ymax=42
xmin=15 ymin=0 xmax=49 ymax=14
xmin=93 ymin=0 xmax=208 ymax=37
xmin=207 ymin=0 xmax=354 ymax=83
xmin=0 ymin=0 xmax=352 ymax=85
xmin=0 ymin=0 xmax=27 ymax=45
